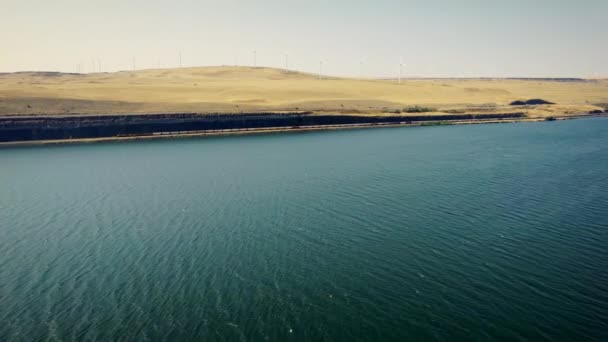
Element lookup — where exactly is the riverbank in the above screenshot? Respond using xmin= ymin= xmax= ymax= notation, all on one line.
xmin=1 ymin=112 xmax=604 ymax=147
xmin=2 ymin=66 xmax=607 ymax=146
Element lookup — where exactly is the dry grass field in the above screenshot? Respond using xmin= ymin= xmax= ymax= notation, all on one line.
xmin=0 ymin=66 xmax=606 ymax=117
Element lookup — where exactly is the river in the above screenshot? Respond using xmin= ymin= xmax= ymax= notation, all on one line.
xmin=1 ymin=118 xmax=607 ymax=341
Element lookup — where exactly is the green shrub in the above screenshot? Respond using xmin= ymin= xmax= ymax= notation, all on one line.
xmin=403 ymin=106 xmax=435 ymax=113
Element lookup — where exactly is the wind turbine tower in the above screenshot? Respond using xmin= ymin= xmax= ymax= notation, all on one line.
xmin=359 ymin=61 xmax=363 ymax=80
xmin=398 ymin=59 xmax=404 ymax=85
xmin=319 ymin=61 xmax=323 ymax=80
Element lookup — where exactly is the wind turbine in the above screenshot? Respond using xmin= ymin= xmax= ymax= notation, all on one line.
xmin=398 ymin=59 xmax=403 ymax=84
xmin=359 ymin=60 xmax=364 ymax=80
xmin=284 ymin=53 xmax=288 ymax=70
xmin=253 ymin=50 xmax=257 ymax=67
xmin=319 ymin=60 xmax=323 ymax=80
xmin=179 ymin=50 xmax=182 ymax=68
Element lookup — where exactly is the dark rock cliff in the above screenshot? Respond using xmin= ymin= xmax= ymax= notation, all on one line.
xmin=0 ymin=112 xmax=526 ymax=142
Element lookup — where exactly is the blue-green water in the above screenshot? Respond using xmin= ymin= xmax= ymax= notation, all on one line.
xmin=1 ymin=118 xmax=607 ymax=341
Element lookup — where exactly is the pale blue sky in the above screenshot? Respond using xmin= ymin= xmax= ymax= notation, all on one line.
xmin=2 ymin=0 xmax=607 ymax=77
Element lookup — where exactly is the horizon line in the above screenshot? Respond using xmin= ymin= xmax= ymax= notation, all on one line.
xmin=0 ymin=65 xmax=605 ymax=80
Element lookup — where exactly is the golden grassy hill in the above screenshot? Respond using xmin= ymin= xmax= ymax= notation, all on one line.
xmin=0 ymin=66 xmax=606 ymax=117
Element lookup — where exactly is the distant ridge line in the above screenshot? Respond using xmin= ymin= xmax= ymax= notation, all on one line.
xmin=384 ymin=77 xmax=590 ymax=82
xmin=0 ymin=67 xmax=599 ymax=82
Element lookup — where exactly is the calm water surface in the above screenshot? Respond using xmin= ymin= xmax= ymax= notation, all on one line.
xmin=1 ymin=118 xmax=607 ymax=341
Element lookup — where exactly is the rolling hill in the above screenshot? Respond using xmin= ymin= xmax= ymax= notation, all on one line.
xmin=1 ymin=66 xmax=606 ymax=117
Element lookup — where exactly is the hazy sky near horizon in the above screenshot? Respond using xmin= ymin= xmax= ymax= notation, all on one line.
xmin=2 ymin=0 xmax=607 ymax=77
